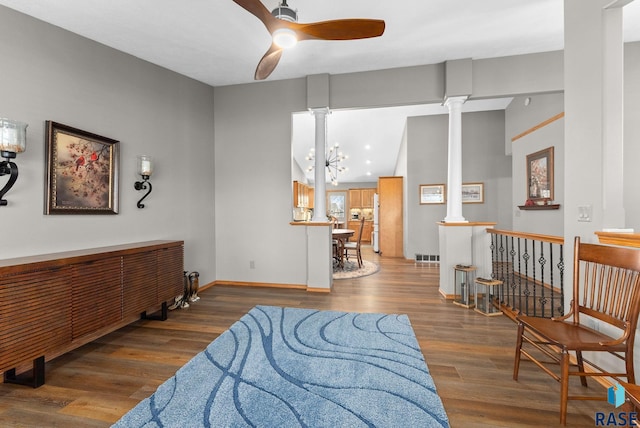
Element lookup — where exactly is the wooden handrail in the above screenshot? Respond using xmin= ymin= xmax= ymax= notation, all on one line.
xmin=511 ymin=112 xmax=564 ymax=142
xmin=487 ymin=228 xmax=564 ymax=245
xmin=595 ymin=231 xmax=640 ymax=248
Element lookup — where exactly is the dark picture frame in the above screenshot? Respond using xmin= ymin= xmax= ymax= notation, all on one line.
xmin=526 ymin=146 xmax=554 ymax=201
xmin=419 ymin=184 xmax=445 ymax=205
xmin=45 ymin=121 xmax=119 ymax=214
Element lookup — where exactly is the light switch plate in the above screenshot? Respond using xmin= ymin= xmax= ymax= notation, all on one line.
xmin=578 ymin=205 xmax=592 ymax=222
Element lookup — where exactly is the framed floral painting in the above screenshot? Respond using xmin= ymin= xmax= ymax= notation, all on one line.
xmin=526 ymin=146 xmax=554 ymax=201
xmin=45 ymin=121 xmax=119 ymax=214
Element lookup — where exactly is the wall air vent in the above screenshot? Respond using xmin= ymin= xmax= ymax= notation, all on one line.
xmin=415 ymin=254 xmax=440 ymax=263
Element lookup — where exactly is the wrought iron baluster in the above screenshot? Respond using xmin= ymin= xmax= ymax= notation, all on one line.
xmin=523 ymin=239 xmax=531 ymax=316
xmin=538 ymin=241 xmax=547 ymax=318
xmin=509 ymin=236 xmax=516 ymax=312
xmin=532 ymin=240 xmax=537 ymax=316
xmin=486 ymin=230 xmax=565 ymax=319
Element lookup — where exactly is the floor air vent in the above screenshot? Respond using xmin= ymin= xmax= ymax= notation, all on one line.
xmin=415 ymin=254 xmax=440 ymax=263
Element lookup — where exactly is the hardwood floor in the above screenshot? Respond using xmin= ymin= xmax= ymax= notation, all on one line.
xmin=0 ymin=246 xmax=608 ymax=427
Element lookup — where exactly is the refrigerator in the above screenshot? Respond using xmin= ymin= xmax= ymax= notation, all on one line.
xmin=372 ymin=193 xmax=380 ymax=252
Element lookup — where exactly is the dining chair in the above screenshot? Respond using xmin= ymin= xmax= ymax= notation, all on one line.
xmin=513 ymin=236 xmax=640 ymax=425
xmin=329 ymin=216 xmax=339 ymax=262
xmin=344 ymin=217 xmax=365 ymax=268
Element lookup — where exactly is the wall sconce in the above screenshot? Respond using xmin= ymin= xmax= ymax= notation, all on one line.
xmin=0 ymin=118 xmax=28 ymax=206
xmin=134 ymin=155 xmax=153 ymax=208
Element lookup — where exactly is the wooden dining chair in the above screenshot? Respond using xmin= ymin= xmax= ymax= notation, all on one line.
xmin=344 ymin=217 xmax=365 ymax=268
xmin=513 ymin=236 xmax=640 ymax=425
xmin=329 ymin=216 xmax=341 ymax=262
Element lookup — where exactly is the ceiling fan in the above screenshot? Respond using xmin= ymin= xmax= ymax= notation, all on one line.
xmin=232 ymin=0 xmax=386 ymax=80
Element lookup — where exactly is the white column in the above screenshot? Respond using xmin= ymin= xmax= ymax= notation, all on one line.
xmin=311 ymin=108 xmax=329 ymax=221
xmin=602 ymin=2 xmax=626 ymax=228
xmin=444 ymin=96 xmax=468 ymax=223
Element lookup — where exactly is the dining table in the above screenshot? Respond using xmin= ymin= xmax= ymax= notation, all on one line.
xmin=332 ymin=228 xmax=354 ymax=269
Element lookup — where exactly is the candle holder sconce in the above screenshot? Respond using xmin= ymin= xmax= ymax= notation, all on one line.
xmin=134 ymin=155 xmax=153 ymax=208
xmin=0 ymin=118 xmax=28 ymax=206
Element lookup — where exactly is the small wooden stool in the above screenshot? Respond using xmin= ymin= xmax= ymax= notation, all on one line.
xmin=453 ymin=264 xmax=476 ymax=308
xmin=474 ymin=277 xmax=503 ymax=316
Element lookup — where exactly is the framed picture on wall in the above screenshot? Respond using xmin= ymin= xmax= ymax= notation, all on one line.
xmin=45 ymin=121 xmax=120 ymax=214
xmin=526 ymin=146 xmax=554 ymax=201
xmin=419 ymin=184 xmax=445 ymax=204
xmin=462 ymin=182 xmax=484 ymax=203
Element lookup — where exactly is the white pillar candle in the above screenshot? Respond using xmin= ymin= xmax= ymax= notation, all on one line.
xmin=0 ymin=119 xmax=27 ymax=153
xmin=141 ymin=160 xmax=151 ymax=175
xmin=138 ymin=155 xmax=153 ymax=177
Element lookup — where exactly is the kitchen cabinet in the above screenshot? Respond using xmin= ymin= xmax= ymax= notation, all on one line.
xmin=363 ymin=221 xmax=373 ymax=243
xmin=292 ymin=181 xmax=312 ymax=208
xmin=349 ymin=189 xmax=362 ymax=208
xmin=347 ymin=220 xmax=372 ymax=243
xmin=349 ymin=188 xmax=376 ymax=210
xmin=378 ymin=176 xmax=403 ymax=257
xmin=362 ymin=188 xmax=376 ymax=208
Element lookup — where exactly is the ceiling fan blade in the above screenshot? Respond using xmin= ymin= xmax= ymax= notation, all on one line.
xmin=232 ymin=0 xmax=279 ymax=32
xmin=291 ymin=19 xmax=385 ymax=41
xmin=255 ymin=44 xmax=284 ymax=80
xmin=232 ymin=0 xmax=385 ymax=80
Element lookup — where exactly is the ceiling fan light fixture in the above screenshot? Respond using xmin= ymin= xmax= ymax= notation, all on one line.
xmin=233 ymin=0 xmax=385 ymax=80
xmin=271 ymin=2 xmax=297 ymax=22
xmin=273 ymin=28 xmax=298 ymax=49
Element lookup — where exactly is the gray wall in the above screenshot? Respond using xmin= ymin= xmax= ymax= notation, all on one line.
xmin=213 ymin=79 xmax=309 ymax=285
xmin=4 ymin=4 xmax=640 ymax=290
xmin=505 ymin=41 xmax=640 ymax=236
xmin=212 ymin=53 xmax=561 ymax=281
xmin=0 ymin=6 xmax=216 ymax=282
xmin=624 ymin=42 xmax=640 ymax=231
xmin=507 ymin=93 xmax=565 ymax=236
xmin=406 ymin=111 xmax=512 ymax=258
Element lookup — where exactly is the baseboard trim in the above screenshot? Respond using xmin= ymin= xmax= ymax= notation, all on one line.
xmin=438 ymin=288 xmax=454 ymax=300
xmin=306 ymin=286 xmax=332 ymax=293
xmin=213 ymin=280 xmax=307 ymax=290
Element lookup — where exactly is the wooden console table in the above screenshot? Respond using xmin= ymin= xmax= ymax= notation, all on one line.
xmin=0 ymin=240 xmax=184 ymax=387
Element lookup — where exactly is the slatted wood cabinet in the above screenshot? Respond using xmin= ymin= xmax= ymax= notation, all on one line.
xmin=0 ymin=240 xmax=184 ymax=386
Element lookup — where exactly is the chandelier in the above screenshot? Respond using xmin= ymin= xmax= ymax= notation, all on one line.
xmin=306 ymin=143 xmax=348 ymax=186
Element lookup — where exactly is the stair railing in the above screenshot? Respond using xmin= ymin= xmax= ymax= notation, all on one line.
xmin=486 ymin=229 xmax=565 ymax=319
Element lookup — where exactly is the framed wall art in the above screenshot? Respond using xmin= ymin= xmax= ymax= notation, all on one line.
xmin=419 ymin=184 xmax=445 ymax=205
xmin=462 ymin=182 xmax=484 ymax=204
xmin=45 ymin=121 xmax=120 ymax=214
xmin=526 ymin=146 xmax=554 ymax=201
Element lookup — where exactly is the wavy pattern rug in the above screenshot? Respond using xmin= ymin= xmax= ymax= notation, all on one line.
xmin=333 ymin=259 xmax=379 ymax=280
xmin=113 ymin=305 xmax=450 ymax=428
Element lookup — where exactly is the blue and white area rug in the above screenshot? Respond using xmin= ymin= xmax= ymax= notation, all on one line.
xmin=113 ymin=305 xmax=450 ymax=428
xmin=333 ymin=260 xmax=379 ymax=280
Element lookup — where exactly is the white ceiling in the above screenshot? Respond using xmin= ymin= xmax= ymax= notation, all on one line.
xmin=292 ymin=99 xmax=514 ymax=184
xmin=1 ymin=0 xmax=638 ymax=88
xmin=1 ymin=0 xmax=638 ymax=183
